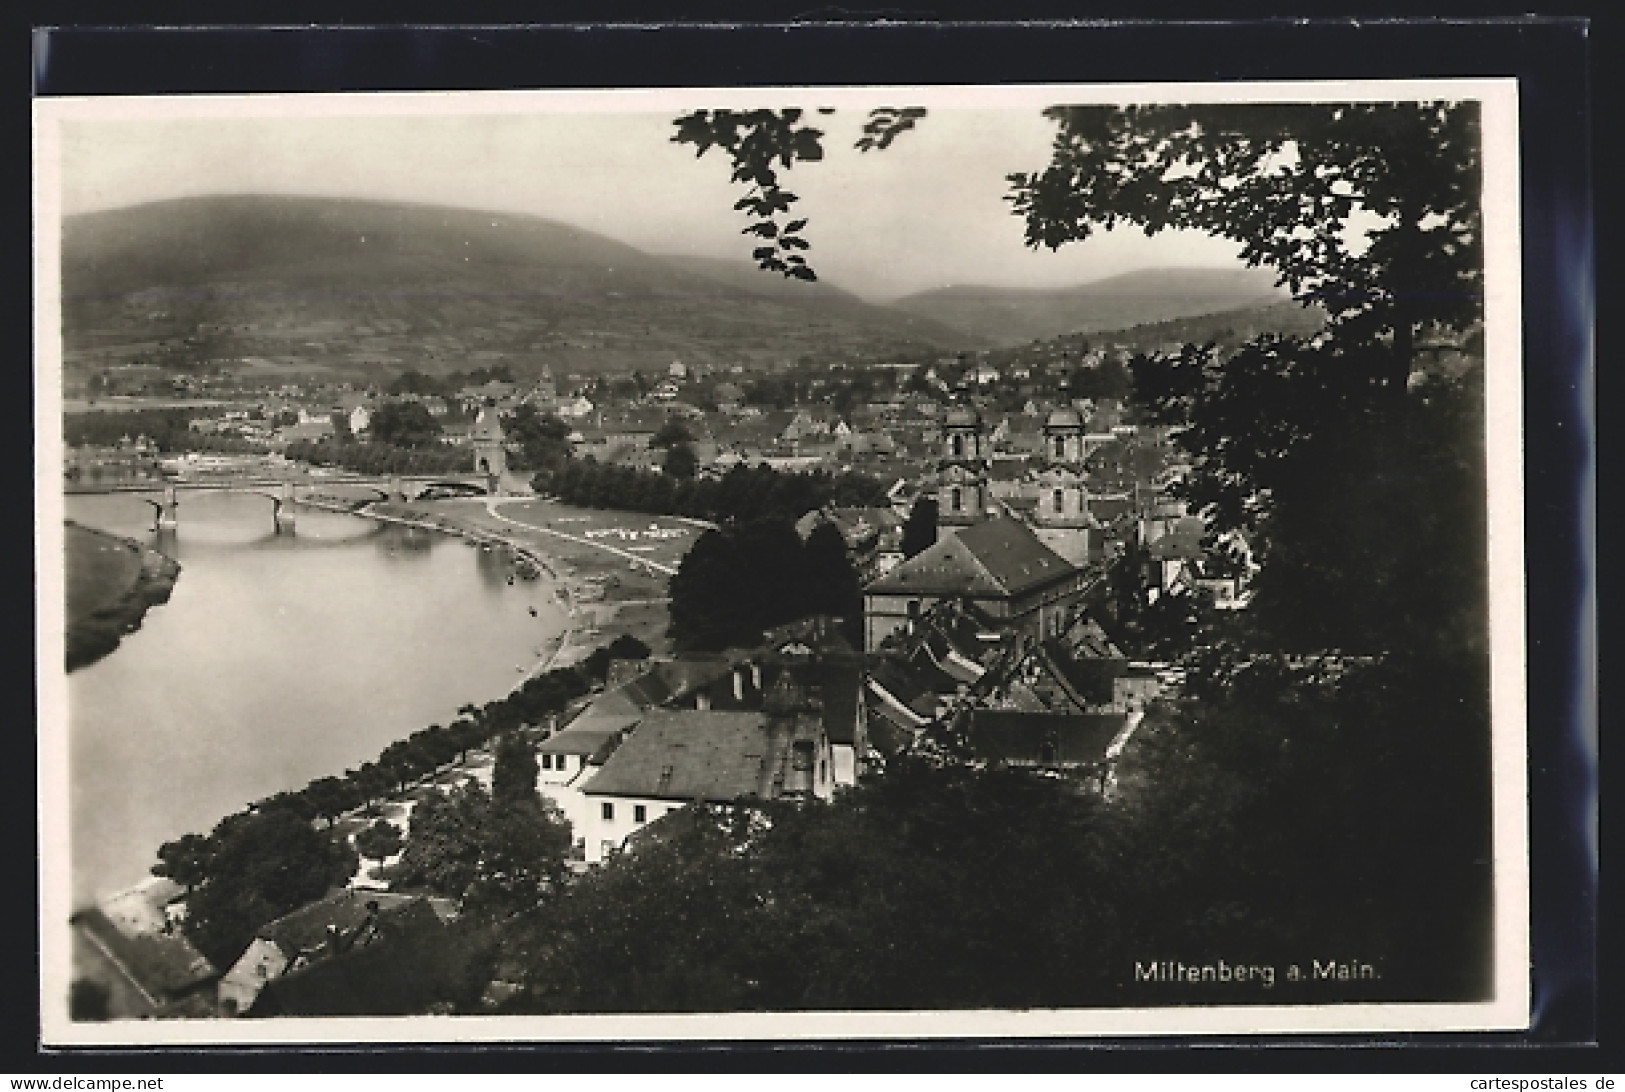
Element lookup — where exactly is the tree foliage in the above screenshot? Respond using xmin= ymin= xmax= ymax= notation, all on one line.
xmin=176 ymin=807 xmax=358 ymax=968
xmin=662 ymin=442 xmax=699 ymax=480
xmin=367 ymin=401 xmax=444 ymax=449
xmin=502 ymin=404 xmax=572 ymax=473
xmin=496 ymin=698 xmax=1490 ymax=1014
xmin=390 ymin=781 xmax=572 ymax=919
xmin=672 ymin=109 xmax=824 ymax=280
xmin=668 ymin=518 xmax=861 ymax=651
xmin=492 ymin=733 xmax=540 ymax=806
xmin=900 ymin=496 xmax=939 ymax=560
xmin=1010 ymin=102 xmax=1483 ymax=384
xmin=533 ymin=460 xmax=889 ymax=525
xmin=354 ymin=818 xmax=404 ymax=860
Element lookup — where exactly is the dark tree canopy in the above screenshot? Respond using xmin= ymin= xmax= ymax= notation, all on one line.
xmin=503 ymin=404 xmax=572 ymax=472
xmin=649 ymin=419 xmax=695 ymax=449
xmin=391 ymin=781 xmax=571 ymax=918
xmin=662 ymin=442 xmax=699 ymax=480
xmin=900 ymin=496 xmax=939 ymax=560
xmin=492 ymin=733 xmax=541 ymax=806
xmin=355 ymin=818 xmax=404 ymax=860
xmin=367 ymin=401 xmax=444 ymax=449
xmin=177 ymin=808 xmax=358 ymax=967
xmin=668 ymin=518 xmax=861 ymax=651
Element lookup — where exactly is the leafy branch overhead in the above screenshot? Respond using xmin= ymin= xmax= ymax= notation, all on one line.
xmin=1007 ymin=102 xmax=1483 ymax=379
xmin=672 ymin=107 xmax=928 ymax=281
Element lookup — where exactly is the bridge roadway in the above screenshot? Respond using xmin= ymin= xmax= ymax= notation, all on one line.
xmin=65 ymin=472 xmax=488 ymax=498
xmin=65 ymin=472 xmax=493 ymax=533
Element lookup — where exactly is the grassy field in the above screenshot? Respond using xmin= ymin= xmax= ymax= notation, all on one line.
xmin=65 ymin=523 xmax=144 ymax=626
xmin=371 ymin=497 xmax=708 ymax=657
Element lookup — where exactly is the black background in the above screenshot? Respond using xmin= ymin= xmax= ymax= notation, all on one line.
xmin=17 ymin=11 xmax=1604 ymax=1074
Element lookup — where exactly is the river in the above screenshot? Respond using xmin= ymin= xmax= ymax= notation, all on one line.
xmin=62 ymin=492 xmax=569 ymax=907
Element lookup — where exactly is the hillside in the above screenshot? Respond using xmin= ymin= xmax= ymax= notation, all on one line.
xmin=892 ymin=267 xmax=1287 ymax=347
xmin=60 ymin=195 xmax=975 ymax=384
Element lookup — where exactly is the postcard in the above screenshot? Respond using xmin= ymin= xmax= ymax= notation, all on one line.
xmin=36 ymin=77 xmax=1527 ymax=1044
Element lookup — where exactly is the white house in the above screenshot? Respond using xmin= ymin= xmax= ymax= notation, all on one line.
xmin=579 ymin=705 xmax=835 ymax=864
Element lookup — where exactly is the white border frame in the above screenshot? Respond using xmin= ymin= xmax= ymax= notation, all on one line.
xmin=34 ymin=78 xmax=1527 ymax=1044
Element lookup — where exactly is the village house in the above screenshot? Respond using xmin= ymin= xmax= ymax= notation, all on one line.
xmin=215 ymin=890 xmax=452 ymax=1017
xmin=578 ymin=700 xmax=835 ymax=863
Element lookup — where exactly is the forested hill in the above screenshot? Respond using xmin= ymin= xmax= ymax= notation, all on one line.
xmin=60 ymin=195 xmax=977 ymax=380
xmin=892 ymin=267 xmax=1287 ymax=347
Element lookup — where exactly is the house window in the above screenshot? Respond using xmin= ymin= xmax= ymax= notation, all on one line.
xmin=952 ymin=434 xmax=965 ymax=457
xmin=601 ymin=802 xmax=614 ymax=821
xmin=1054 ymin=436 xmax=1066 ymax=459
xmin=950 ymin=487 xmax=962 ymax=511
xmin=1052 ymin=489 xmax=1065 ymax=514
xmin=557 ymin=754 xmax=569 ymax=772
xmin=634 ymin=804 xmax=647 ymax=823
xmin=541 ymin=754 xmax=552 ymax=770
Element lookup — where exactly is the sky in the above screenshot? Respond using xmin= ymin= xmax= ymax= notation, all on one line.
xmin=48 ymin=91 xmax=1253 ymax=302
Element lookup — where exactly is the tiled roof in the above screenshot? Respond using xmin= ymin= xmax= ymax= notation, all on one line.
xmin=258 ymin=890 xmax=420 ymax=956
xmin=538 ymin=716 xmax=641 ymax=755
xmin=867 ymin=516 xmax=1076 ymax=600
xmin=72 ymin=908 xmax=218 ymax=998
xmin=248 ymin=899 xmax=454 ymax=1017
xmin=582 ymin=710 xmax=774 ymax=803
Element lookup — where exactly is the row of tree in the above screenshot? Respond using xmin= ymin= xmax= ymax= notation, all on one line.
xmin=386 ymin=365 xmax=516 ymax=399
xmin=283 ymin=438 xmax=472 ymax=477
xmin=531 ymin=459 xmax=890 ymax=525
xmin=64 ymin=407 xmax=263 ymax=455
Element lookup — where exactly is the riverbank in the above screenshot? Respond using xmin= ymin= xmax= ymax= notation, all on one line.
xmin=360 ymin=498 xmax=678 ymax=669
xmin=64 ymin=522 xmax=181 ymax=673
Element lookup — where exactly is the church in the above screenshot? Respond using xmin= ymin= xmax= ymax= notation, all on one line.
xmin=923 ymin=403 xmax=1102 ymax=566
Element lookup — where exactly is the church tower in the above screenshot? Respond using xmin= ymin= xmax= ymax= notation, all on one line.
xmin=471 ymin=404 xmax=507 ymax=494
xmin=1029 ymin=407 xmax=1093 ymax=565
xmin=934 ymin=405 xmax=990 ymax=528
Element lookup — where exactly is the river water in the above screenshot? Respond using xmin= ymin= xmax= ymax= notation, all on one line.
xmin=62 ymin=492 xmax=568 ymax=907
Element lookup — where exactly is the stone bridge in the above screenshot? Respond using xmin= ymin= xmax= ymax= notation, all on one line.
xmin=68 ymin=473 xmax=493 ymax=535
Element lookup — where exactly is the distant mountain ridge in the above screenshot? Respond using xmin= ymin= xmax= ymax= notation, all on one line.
xmin=59 ymin=194 xmax=978 ymax=379
xmin=893 ymin=267 xmax=1287 ymax=347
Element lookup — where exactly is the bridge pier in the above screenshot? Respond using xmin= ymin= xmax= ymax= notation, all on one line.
xmin=155 ymin=485 xmax=178 ymax=533
xmin=274 ymin=483 xmax=296 ymax=534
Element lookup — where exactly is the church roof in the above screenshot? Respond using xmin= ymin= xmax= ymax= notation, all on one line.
xmin=867 ymin=516 xmax=1077 ymax=600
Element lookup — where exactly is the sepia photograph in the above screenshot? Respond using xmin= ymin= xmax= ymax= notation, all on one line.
xmin=35 ymin=78 xmax=1528 ymax=1043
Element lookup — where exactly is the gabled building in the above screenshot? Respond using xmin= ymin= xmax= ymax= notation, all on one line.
xmin=862 ymin=515 xmax=1091 ymax=652
xmin=579 ymin=703 xmax=834 ymax=864
xmin=216 ymin=890 xmax=449 ymax=1017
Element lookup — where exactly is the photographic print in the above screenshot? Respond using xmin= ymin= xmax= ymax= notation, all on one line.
xmin=35 ymin=79 xmax=1527 ymax=1042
